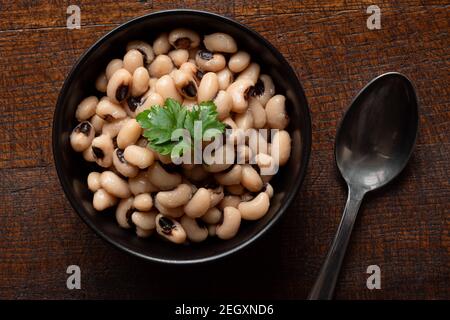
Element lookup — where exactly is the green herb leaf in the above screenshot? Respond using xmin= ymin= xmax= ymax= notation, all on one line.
xmin=136 ymin=98 xmax=224 ymax=156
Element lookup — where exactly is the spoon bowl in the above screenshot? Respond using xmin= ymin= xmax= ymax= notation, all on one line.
xmin=309 ymin=72 xmax=418 ymax=299
xmin=336 ymin=72 xmax=419 ymax=191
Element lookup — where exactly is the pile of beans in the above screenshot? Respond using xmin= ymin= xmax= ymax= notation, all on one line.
xmin=70 ymin=29 xmax=292 ymax=244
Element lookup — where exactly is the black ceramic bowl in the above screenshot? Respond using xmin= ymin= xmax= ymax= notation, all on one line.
xmin=53 ymin=9 xmax=311 ymax=264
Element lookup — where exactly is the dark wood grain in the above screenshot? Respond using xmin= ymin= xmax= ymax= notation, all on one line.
xmin=0 ymin=0 xmax=448 ymax=300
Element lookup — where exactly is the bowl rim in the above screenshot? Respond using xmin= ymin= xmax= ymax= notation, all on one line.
xmin=52 ymin=9 xmax=312 ymax=265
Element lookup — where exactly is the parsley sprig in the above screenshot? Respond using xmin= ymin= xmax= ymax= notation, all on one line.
xmin=136 ymin=98 xmax=225 ymax=155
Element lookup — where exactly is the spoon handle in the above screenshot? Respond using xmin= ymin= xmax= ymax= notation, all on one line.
xmin=308 ymin=186 xmax=365 ymax=300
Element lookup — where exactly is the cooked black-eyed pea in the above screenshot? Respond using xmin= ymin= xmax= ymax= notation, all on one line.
xmin=100 ymin=171 xmax=131 ymax=199
xmin=133 ymin=193 xmax=153 ymax=211
xmin=106 ymin=59 xmax=123 ymax=80
xmin=117 ymin=119 xmax=142 ymax=149
xmin=148 ymin=55 xmax=173 ymax=78
xmin=226 ymin=79 xmax=254 ymax=113
xmin=95 ymin=72 xmax=108 ymax=93
xmin=172 ymin=69 xmax=198 ymax=99
xmin=129 ymin=171 xmax=159 ymax=195
xmin=184 ymin=188 xmax=211 ymax=218
xmin=228 ymin=51 xmax=251 ymax=73
xmin=70 ymin=121 xmax=94 ymax=152
xmin=90 ymin=133 xmax=113 ymax=164
xmin=248 ymin=98 xmax=266 ymax=129
xmin=135 ymin=92 xmax=165 ymax=114
xmin=234 ymin=109 xmax=254 ymax=130
xmin=83 ymin=146 xmax=96 ymax=162
xmin=168 ymin=49 xmax=189 ymax=67
xmin=236 ymin=62 xmax=260 ymax=84
xmin=265 ymin=95 xmax=289 ymax=129
xmin=204 ymin=33 xmax=237 ymax=53
xmin=214 ymin=164 xmax=242 ymax=185
xmin=218 ymin=195 xmax=241 ymax=210
xmin=216 ymin=67 xmax=233 ymax=90
xmin=241 ymin=164 xmax=263 ymax=192
xmin=208 ymin=185 xmax=224 ymax=208
xmin=132 ymin=210 xmax=157 ymax=231
xmin=131 ymin=67 xmax=150 ymax=97
xmin=115 ymin=197 xmax=134 ymax=228
xmin=126 ymin=40 xmax=155 ymax=66
xmin=101 ymin=117 xmax=129 ymax=138
xmin=195 ymin=50 xmax=226 ymax=72
xmin=136 ymin=227 xmax=154 ymax=238
xmin=90 ymin=114 xmax=105 ymax=134
xmin=169 ymin=28 xmax=200 ymax=49
xmin=251 ymin=74 xmax=275 ymax=106
xmin=201 ymin=207 xmax=222 ymax=224
xmin=180 ymin=216 xmax=208 ymax=243
xmin=123 ymin=49 xmax=144 ymax=74
xmin=87 ymin=172 xmax=101 ymax=192
xmin=238 ymin=191 xmax=270 ymax=220
xmin=113 ymin=148 xmax=139 ymax=178
xmin=216 ymin=207 xmax=241 ymax=240
xmin=226 ymin=184 xmax=246 ymax=195
xmin=214 ymin=90 xmax=232 ymax=120
xmin=123 ymin=145 xmax=155 ymax=169
xmin=153 ymin=32 xmax=171 ymax=55
xmin=197 ymin=72 xmax=219 ymax=102
xmin=91 ymin=134 xmax=113 ymax=167
xmin=154 ymin=198 xmax=184 ymax=218
xmin=271 ymin=130 xmax=291 ymax=166
xmin=93 ymin=188 xmax=117 ymax=211
xmin=156 ymin=214 xmax=186 ymax=244
xmin=179 ymin=60 xmax=196 ymax=73
xmin=96 ymin=97 xmax=127 ymax=121
xmin=147 ymin=162 xmax=182 ymax=190
xmin=155 ymin=75 xmax=182 ymax=103
xmin=107 ymin=68 xmax=132 ymax=103
xmin=75 ymin=96 xmax=98 ymax=121
xmin=155 ymin=184 xmax=192 ymax=209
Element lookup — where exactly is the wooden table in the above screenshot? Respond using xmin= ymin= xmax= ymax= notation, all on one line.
xmin=0 ymin=1 xmax=448 ymax=300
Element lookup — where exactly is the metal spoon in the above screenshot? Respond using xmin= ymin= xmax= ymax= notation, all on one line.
xmin=308 ymin=72 xmax=419 ymax=300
